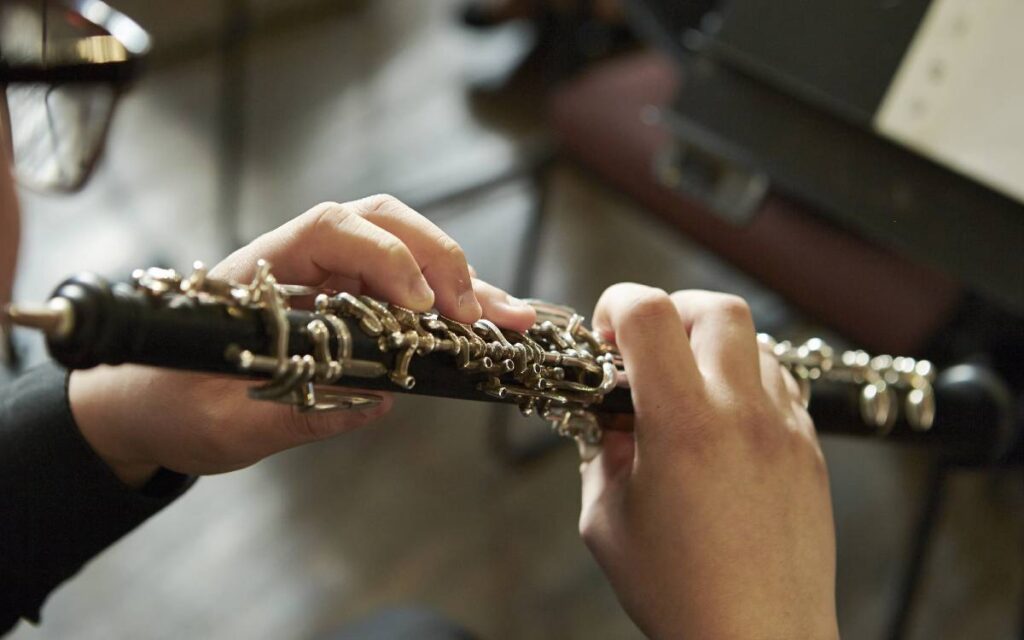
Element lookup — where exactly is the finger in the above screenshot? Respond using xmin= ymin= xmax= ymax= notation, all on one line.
xmin=580 ymin=430 xmax=635 ymax=489
xmin=780 ymin=363 xmax=805 ymax=406
xmin=776 ymin=367 xmax=817 ymax=441
xmin=758 ymin=343 xmax=793 ymax=415
xmin=201 ymin=378 xmax=395 ymax=465
xmin=321 ymin=273 xmax=363 ymax=295
xmin=668 ymin=290 xmax=761 ymax=391
xmin=468 ymin=264 xmax=478 ymax=278
xmin=579 ymin=430 xmax=634 ymax=554
xmin=592 ymin=284 xmax=702 ymax=429
xmin=791 ymin=402 xmax=818 ymax=442
xmin=286 ymin=273 xmax=363 ymax=311
xmin=755 ymin=347 xmax=817 ymax=440
xmin=472 ymin=278 xmax=536 ymax=332
xmin=580 ymin=432 xmax=634 ymax=510
xmin=353 ymin=195 xmax=482 ymax=323
xmin=214 ymin=202 xmax=437 ymax=312
xmin=295 ymin=390 xmax=395 ymax=442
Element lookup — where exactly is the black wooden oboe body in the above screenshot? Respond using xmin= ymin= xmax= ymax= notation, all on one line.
xmin=45 ymin=271 xmax=634 ymax=412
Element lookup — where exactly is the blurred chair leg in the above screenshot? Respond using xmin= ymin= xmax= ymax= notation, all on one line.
xmin=217 ymin=0 xmax=250 ymax=252
xmin=1 ymin=323 xmax=18 ymax=372
xmin=487 ymin=155 xmax=566 ymax=465
xmin=886 ymin=460 xmax=950 ymax=640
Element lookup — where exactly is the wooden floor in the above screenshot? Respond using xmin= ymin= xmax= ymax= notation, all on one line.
xmin=8 ymin=1 xmax=1023 ymax=638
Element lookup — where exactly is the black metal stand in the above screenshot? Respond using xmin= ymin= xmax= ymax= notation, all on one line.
xmin=885 ymin=459 xmax=950 ymax=640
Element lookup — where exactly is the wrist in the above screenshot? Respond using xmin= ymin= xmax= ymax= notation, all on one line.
xmin=652 ymin=615 xmax=838 ymax=640
xmin=632 ymin=582 xmax=838 ymax=640
xmin=69 ymin=368 xmax=159 ymax=489
xmin=665 ymin=604 xmax=839 ymax=640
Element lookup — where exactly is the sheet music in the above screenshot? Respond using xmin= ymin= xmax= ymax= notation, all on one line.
xmin=875 ymin=0 xmax=1024 ymax=205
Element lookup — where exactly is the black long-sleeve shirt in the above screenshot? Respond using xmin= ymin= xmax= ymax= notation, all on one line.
xmin=0 ymin=363 xmax=192 ymax=633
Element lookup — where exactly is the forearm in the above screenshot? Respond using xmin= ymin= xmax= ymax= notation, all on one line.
xmin=0 ymin=363 xmax=192 ymax=631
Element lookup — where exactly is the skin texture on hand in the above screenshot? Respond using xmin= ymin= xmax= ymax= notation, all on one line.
xmin=579 ymin=284 xmax=839 ymax=639
xmin=68 ymin=196 xmax=537 ymax=488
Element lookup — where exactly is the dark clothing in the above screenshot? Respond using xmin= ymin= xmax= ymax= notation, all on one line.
xmin=0 ymin=362 xmax=192 ymax=633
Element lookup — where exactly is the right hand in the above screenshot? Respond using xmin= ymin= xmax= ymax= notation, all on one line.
xmin=579 ymin=284 xmax=838 ymax=639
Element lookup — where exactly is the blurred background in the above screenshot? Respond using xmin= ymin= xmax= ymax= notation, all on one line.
xmin=5 ymin=0 xmax=1023 ymax=638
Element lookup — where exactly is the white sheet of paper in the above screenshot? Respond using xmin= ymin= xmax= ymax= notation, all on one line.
xmin=875 ymin=0 xmax=1024 ymax=204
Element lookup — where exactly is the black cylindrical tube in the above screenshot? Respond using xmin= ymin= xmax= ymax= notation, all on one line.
xmin=48 ymin=273 xmax=272 ymax=372
xmin=44 ymin=274 xmax=632 ymax=409
xmin=41 ymin=274 xmax=1016 ymax=460
xmin=807 ymin=365 xmax=1016 ymax=463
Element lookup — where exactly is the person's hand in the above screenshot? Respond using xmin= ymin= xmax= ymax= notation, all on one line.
xmin=69 ymin=196 xmax=537 ymax=487
xmin=579 ymin=284 xmax=838 ymax=639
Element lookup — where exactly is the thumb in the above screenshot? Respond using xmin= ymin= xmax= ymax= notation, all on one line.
xmin=280 ymin=391 xmax=394 ymax=444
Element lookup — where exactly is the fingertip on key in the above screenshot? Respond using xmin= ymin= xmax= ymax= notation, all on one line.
xmin=458 ymin=288 xmax=483 ymax=315
xmin=407 ymin=276 xmax=436 ymax=310
xmin=496 ymin=294 xmax=536 ymax=332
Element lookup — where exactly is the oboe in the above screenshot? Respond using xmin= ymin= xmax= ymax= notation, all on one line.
xmin=4 ymin=260 xmax=1014 ymax=462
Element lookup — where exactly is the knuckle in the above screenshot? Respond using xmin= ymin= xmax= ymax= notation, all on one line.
xmin=310 ymin=200 xmax=342 ymax=217
xmin=363 ymin=193 xmax=402 ymax=216
xmin=439 ymin=236 xmax=467 ymax=263
xmin=312 ymin=201 xmax=351 ymax=231
xmin=620 ymin=289 xmax=675 ymax=330
xmin=379 ymin=235 xmax=410 ymax=261
xmin=712 ymin=293 xmax=753 ymax=324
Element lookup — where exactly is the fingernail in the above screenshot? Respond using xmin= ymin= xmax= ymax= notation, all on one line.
xmin=408 ymin=277 xmax=434 ymax=307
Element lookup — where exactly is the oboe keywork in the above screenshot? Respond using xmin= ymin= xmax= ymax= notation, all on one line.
xmin=5 ymin=260 xmax=1015 ymax=462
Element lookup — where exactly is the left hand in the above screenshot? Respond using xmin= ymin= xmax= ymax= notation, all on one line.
xmin=69 ymin=196 xmax=536 ymax=487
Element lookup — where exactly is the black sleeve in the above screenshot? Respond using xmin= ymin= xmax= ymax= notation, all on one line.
xmin=0 ymin=362 xmax=194 ymax=632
